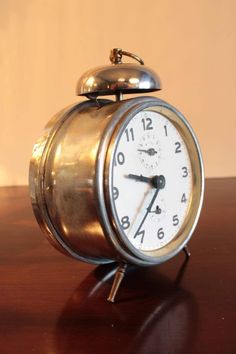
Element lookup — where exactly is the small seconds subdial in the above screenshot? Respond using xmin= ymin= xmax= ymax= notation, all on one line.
xmin=138 ymin=132 xmax=161 ymax=170
xmin=110 ymin=110 xmax=193 ymax=252
xmin=149 ymin=193 xmax=166 ymax=223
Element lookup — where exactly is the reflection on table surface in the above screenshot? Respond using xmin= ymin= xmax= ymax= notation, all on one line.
xmin=54 ymin=261 xmax=197 ymax=354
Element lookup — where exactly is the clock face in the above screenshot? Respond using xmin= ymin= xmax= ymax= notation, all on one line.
xmin=109 ymin=109 xmax=193 ymax=252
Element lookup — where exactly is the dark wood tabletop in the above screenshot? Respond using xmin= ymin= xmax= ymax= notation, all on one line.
xmin=0 ymin=178 xmax=236 ymax=354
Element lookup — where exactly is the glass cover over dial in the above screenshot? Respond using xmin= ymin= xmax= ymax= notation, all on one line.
xmin=109 ymin=109 xmax=193 ymax=252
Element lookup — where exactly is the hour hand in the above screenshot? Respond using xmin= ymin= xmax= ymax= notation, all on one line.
xmin=126 ymin=174 xmax=150 ymax=184
xmin=126 ymin=174 xmax=165 ymax=189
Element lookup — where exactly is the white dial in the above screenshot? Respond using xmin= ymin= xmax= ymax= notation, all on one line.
xmin=110 ymin=110 xmax=193 ymax=252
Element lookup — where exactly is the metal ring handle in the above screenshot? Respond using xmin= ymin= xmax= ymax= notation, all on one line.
xmin=110 ymin=48 xmax=144 ymax=65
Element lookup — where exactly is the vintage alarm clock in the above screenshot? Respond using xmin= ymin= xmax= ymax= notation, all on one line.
xmin=29 ymin=48 xmax=204 ymax=302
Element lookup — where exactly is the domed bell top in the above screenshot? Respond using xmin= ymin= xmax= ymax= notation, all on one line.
xmin=76 ymin=48 xmax=162 ymax=98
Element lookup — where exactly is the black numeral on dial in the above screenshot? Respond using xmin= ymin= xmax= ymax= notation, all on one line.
xmin=115 ymin=152 xmax=125 ymax=166
xmin=141 ymin=117 xmax=153 ymax=130
xmin=182 ymin=166 xmax=188 ymax=177
xmin=113 ymin=187 xmax=119 ymax=200
xmin=181 ymin=193 xmax=187 ymax=203
xmin=164 ymin=125 xmax=168 ymax=136
xmin=125 ymin=127 xmax=135 ymax=142
xmin=157 ymin=227 xmax=164 ymax=239
xmin=121 ymin=216 xmax=130 ymax=230
xmin=175 ymin=142 xmax=181 ymax=153
xmin=172 ymin=215 xmax=179 ymax=226
xmin=134 ymin=230 xmax=145 ymax=243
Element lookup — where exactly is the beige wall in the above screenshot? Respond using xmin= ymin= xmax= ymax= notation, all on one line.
xmin=1 ymin=0 xmax=236 ymax=186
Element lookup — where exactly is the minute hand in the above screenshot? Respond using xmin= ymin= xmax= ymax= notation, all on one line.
xmin=134 ymin=175 xmax=166 ymax=237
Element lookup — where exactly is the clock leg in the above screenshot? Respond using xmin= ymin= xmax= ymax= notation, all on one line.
xmin=174 ymin=252 xmax=189 ymax=285
xmin=183 ymin=245 xmax=191 ymax=259
xmin=107 ymin=263 xmax=127 ymax=303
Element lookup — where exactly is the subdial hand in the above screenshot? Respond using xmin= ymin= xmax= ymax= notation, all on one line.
xmin=149 ymin=205 xmax=162 ymax=214
xmin=137 ymin=148 xmax=158 ymax=156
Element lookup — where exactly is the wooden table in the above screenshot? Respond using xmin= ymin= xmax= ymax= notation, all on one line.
xmin=0 ymin=178 xmax=236 ymax=354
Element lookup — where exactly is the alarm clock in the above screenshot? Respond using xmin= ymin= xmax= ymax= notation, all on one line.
xmin=29 ymin=48 xmax=204 ymax=302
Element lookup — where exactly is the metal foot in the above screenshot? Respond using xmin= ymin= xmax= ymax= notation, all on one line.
xmin=183 ymin=245 xmax=191 ymax=259
xmin=175 ymin=252 xmax=190 ymax=285
xmin=107 ymin=263 xmax=127 ymax=303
